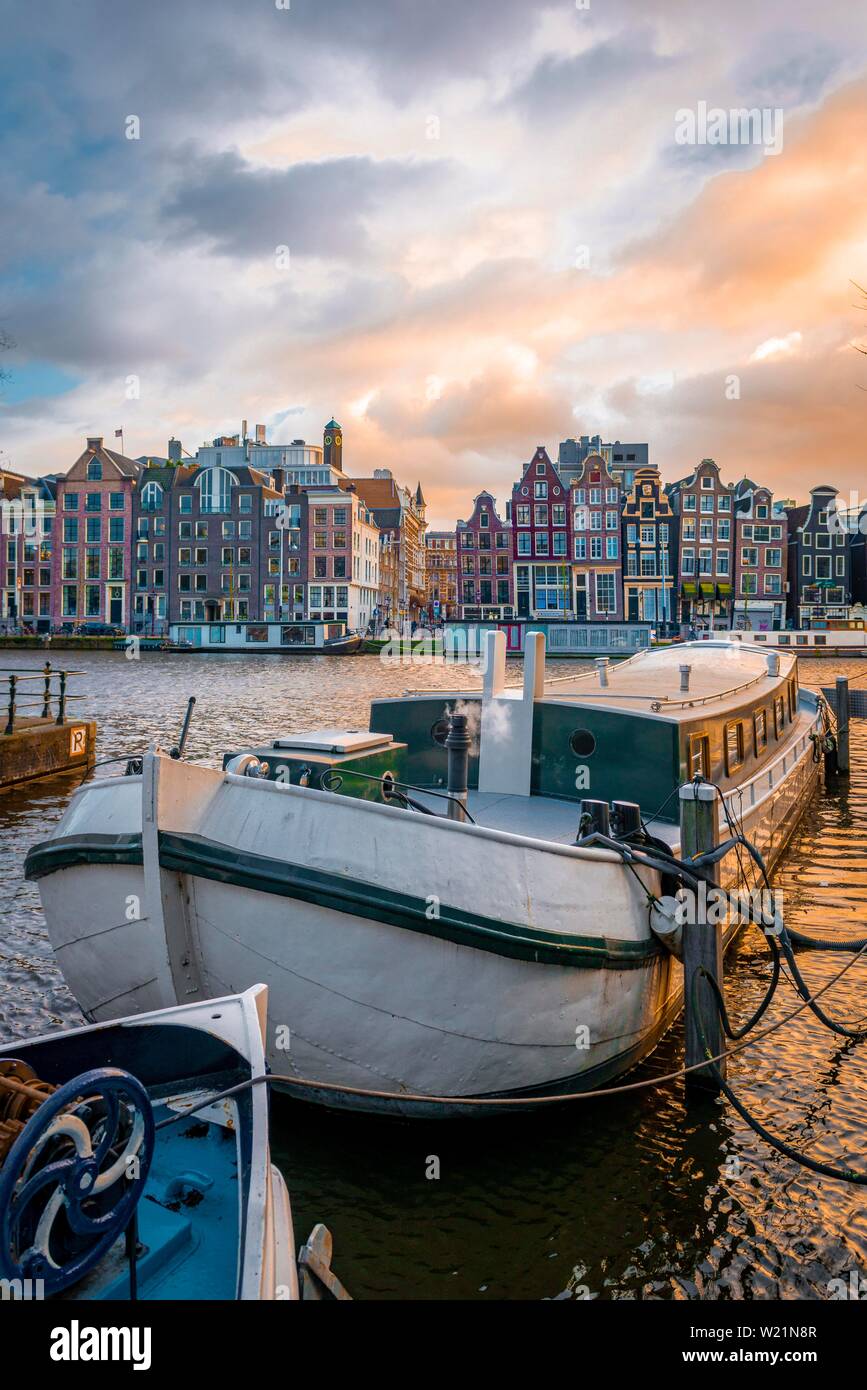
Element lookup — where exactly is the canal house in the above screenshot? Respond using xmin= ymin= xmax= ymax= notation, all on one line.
xmin=51 ymin=436 xmax=140 ymax=630
xmin=621 ymin=466 xmax=677 ymax=630
xmin=570 ymin=452 xmax=623 ymax=621
xmin=667 ymin=458 xmax=734 ymax=630
xmin=787 ymin=485 xmax=852 ymax=627
xmin=456 ymin=491 xmax=513 ymax=621
xmin=512 ymin=446 xmax=572 ymax=618
xmin=732 ymin=479 xmax=787 ymax=632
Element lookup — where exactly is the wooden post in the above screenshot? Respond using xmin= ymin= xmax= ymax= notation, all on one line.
xmin=679 ymin=781 xmax=725 ymax=1096
xmin=835 ymin=675 xmax=850 ymax=775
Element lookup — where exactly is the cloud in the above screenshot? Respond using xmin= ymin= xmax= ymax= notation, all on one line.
xmin=160 ymin=148 xmax=445 ymax=260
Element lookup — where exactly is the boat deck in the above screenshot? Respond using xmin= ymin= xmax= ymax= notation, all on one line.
xmin=416 ymin=788 xmax=679 ymax=848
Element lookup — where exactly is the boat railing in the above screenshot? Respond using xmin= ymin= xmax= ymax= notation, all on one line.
xmin=0 ymin=663 xmax=86 ymax=734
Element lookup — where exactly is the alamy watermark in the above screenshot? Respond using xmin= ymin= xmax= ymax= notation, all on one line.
xmin=675 ymin=102 xmax=784 ymax=157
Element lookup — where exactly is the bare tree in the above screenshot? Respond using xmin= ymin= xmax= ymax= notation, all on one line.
xmin=0 ymin=328 xmax=12 ymax=389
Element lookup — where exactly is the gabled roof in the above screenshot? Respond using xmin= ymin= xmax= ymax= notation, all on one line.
xmin=65 ymin=437 xmax=142 ymax=481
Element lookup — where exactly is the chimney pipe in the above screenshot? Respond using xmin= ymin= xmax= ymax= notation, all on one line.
xmin=679 ymin=664 xmax=691 ymax=692
xmin=596 ymin=658 xmax=610 ymax=687
xmin=766 ymin=652 xmax=780 ymax=676
xmin=444 ymin=713 xmax=470 ymax=822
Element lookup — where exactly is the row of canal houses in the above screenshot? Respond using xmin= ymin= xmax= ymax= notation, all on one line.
xmin=442 ymin=445 xmax=866 ymax=632
xmin=1 ymin=426 xmax=865 ymax=634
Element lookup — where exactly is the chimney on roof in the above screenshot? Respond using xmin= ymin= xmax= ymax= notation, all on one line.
xmin=87 ymin=436 xmax=102 ymax=451
xmin=256 ymin=424 xmax=266 ymax=444
xmin=242 ymin=419 xmax=248 ymax=441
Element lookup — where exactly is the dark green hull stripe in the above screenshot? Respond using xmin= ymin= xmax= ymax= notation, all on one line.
xmin=25 ymin=833 xmax=144 ymax=879
xmin=26 ymin=829 xmax=661 ymax=970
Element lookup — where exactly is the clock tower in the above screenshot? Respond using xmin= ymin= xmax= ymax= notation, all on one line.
xmin=323 ymin=418 xmax=343 ymax=473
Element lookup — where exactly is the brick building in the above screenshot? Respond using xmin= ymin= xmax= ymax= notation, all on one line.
xmin=570 ymin=453 xmax=623 ymax=620
xmin=425 ymin=530 xmax=457 ymax=622
xmin=668 ymin=458 xmax=734 ymax=629
xmin=732 ymin=479 xmax=787 ymax=631
xmin=622 ymin=466 xmax=676 ymax=629
xmin=52 ymin=436 xmax=140 ymax=629
xmin=512 ymin=446 xmax=571 ymax=618
xmin=456 ymin=491 xmax=512 ymax=619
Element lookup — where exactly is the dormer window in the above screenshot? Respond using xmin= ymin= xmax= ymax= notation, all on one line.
xmin=87 ymin=459 xmax=102 ymax=481
xmin=701 ymin=476 xmax=713 ymax=489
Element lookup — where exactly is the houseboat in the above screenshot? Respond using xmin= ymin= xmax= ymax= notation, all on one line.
xmin=25 ymin=637 xmax=824 ymax=1117
xmin=700 ymin=624 xmax=867 ymax=657
xmin=442 ymin=618 xmax=653 ymax=658
xmin=167 ymin=619 xmax=363 ymax=655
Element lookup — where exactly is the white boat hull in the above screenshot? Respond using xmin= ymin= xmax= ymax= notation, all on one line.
xmin=27 ymin=706 xmax=820 ymax=1116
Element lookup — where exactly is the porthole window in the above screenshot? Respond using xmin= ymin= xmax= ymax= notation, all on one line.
xmin=569 ymin=729 xmax=597 ymax=758
xmin=431 ymin=717 xmax=450 ymax=747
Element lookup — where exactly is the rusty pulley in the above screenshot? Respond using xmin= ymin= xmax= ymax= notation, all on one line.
xmin=0 ymin=1061 xmax=56 ymax=1165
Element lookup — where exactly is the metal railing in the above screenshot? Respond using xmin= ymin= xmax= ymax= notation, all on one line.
xmin=1 ymin=663 xmax=86 ymax=735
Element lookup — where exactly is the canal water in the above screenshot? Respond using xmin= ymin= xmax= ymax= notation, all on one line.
xmin=1 ymin=650 xmax=865 ymax=1300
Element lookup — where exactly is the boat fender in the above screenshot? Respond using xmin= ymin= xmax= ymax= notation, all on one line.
xmin=225 ymin=753 xmax=270 ymax=779
xmin=648 ymin=895 xmax=684 ymax=959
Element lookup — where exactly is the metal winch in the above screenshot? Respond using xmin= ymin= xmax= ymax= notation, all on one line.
xmin=0 ymin=1060 xmax=56 ymax=1166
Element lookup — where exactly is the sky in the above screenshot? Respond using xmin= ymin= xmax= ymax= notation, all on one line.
xmin=1 ymin=0 xmax=866 ymax=527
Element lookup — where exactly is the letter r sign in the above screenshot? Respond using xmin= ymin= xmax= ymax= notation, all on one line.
xmin=69 ymin=727 xmax=86 ymax=755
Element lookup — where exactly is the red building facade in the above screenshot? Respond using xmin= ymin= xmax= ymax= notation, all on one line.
xmin=512 ymin=446 xmax=571 ymax=618
xmin=457 ymin=491 xmax=513 ymax=619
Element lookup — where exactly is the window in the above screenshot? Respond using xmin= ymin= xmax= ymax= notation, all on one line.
xmin=535 ymin=533 xmax=549 ymax=556
xmin=683 ymin=494 xmax=696 ymax=510
xmin=701 ymin=475 xmax=713 ymax=489
xmin=64 ymin=493 xmax=79 ymax=511
xmin=773 ymin=696 xmax=785 ymax=737
xmin=534 ymin=481 xmax=548 ymax=499
xmin=640 ymin=552 xmax=656 ymax=576
xmin=724 ymin=721 xmax=744 ymax=774
xmin=63 ymin=518 xmax=79 ymax=543
xmin=688 ymin=733 xmax=710 ymax=779
xmin=86 ymin=459 xmax=102 ymax=481
xmin=574 ymin=535 xmax=586 ymax=560
xmin=86 ymin=517 xmax=101 ymax=543
xmin=109 ymin=492 xmax=124 ymax=510
xmin=788 ymin=678 xmax=797 ymax=718
xmin=517 ymin=532 xmax=531 ymax=555
xmin=606 ymin=536 xmax=618 ymax=559
xmin=198 ymin=467 xmax=234 ymax=514
xmin=534 ymin=504 xmax=548 ymax=525
xmin=590 ymin=536 xmax=602 ymax=560
xmin=753 ymin=708 xmax=768 ymax=755
xmin=140 ymin=481 xmax=163 ymax=512
xmin=595 ymin=572 xmax=616 ymax=613
xmin=108 ymin=517 xmax=124 ymax=542
xmin=516 ymin=505 xmax=530 ymax=526
xmin=552 ymin=505 xmax=566 ymax=526
xmin=681 ymin=549 xmax=695 ymax=575
xmin=764 ymin=548 xmax=782 ymax=568
xmin=741 ymin=573 xmax=757 ymax=595
xmin=700 ymin=494 xmax=714 ymax=513
xmin=179 ymin=494 xmax=192 ymax=514
xmin=85 ymin=492 xmax=101 ymax=512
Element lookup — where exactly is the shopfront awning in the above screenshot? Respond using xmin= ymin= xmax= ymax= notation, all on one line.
xmin=716 ymin=583 xmax=733 ymax=597
xmin=681 ymin=582 xmax=698 ymax=596
xmin=699 ymin=582 xmax=715 ymax=597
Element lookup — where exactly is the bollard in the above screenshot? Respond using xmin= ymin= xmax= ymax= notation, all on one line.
xmin=835 ymin=676 xmax=850 ymax=775
xmin=577 ymin=799 xmax=610 ymax=839
xmin=444 ymin=712 xmax=470 ymax=822
xmin=679 ymin=781 xmax=725 ymax=1097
